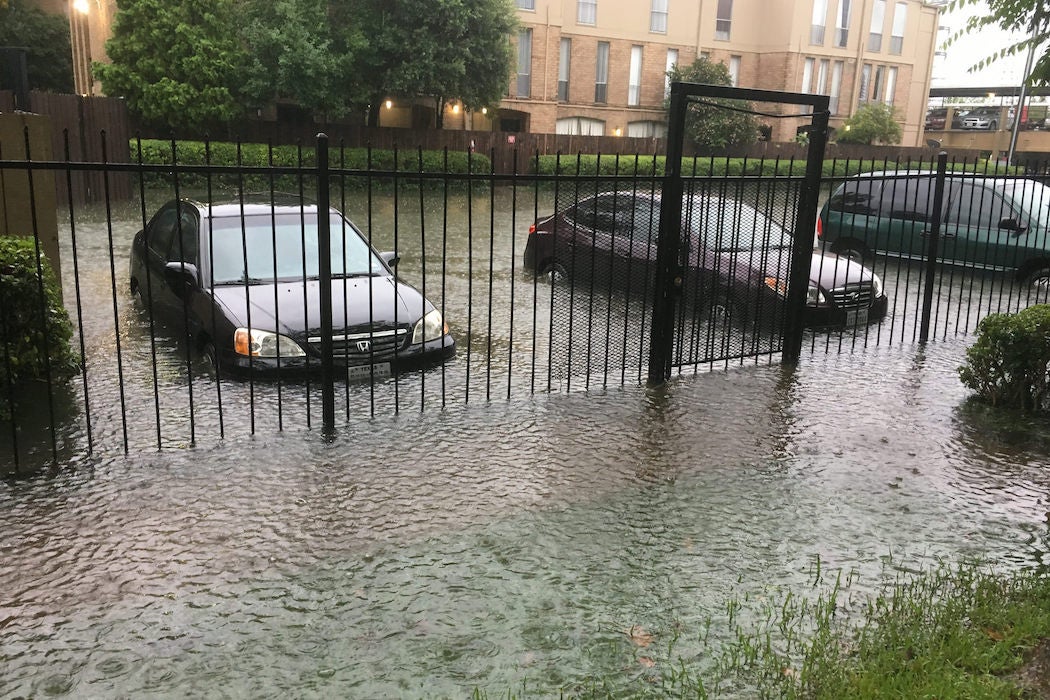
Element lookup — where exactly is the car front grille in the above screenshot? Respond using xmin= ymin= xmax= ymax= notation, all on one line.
xmin=307 ymin=327 xmax=410 ymax=362
xmin=828 ymin=283 xmax=875 ymax=309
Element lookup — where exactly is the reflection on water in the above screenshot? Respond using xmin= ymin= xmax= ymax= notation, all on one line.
xmin=3 ymin=337 xmax=1050 ymax=697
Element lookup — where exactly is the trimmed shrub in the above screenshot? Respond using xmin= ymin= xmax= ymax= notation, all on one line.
xmin=0 ymin=236 xmax=79 ymax=415
xmin=959 ymin=305 xmax=1050 ymax=411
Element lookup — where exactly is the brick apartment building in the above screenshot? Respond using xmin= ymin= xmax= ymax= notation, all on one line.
xmin=502 ymin=0 xmax=944 ymax=145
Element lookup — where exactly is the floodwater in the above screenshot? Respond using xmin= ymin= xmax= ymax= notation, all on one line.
xmin=3 ymin=185 xmax=1050 ymax=697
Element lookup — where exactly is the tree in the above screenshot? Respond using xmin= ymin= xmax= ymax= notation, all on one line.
xmin=332 ymin=0 xmax=516 ymax=127
xmin=95 ymin=0 xmax=246 ymax=133
xmin=665 ymin=58 xmax=758 ymax=149
xmin=238 ymin=0 xmax=351 ymax=120
xmin=0 ymin=0 xmax=73 ymax=93
xmin=945 ymin=0 xmax=1050 ymax=84
xmin=835 ymin=103 xmax=902 ymax=145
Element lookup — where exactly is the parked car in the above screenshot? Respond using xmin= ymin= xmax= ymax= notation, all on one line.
xmin=129 ymin=198 xmax=455 ymax=376
xmin=961 ymin=106 xmax=1007 ymax=130
xmin=817 ymin=172 xmax=1050 ymax=288
xmin=523 ymin=191 xmax=888 ymax=328
xmin=925 ymin=107 xmax=967 ymax=130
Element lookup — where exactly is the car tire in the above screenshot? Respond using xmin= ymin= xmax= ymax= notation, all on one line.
xmin=537 ymin=260 xmax=568 ymax=283
xmin=200 ymin=340 xmax=218 ymax=376
xmin=990 ymin=120 xmax=998 ymax=130
xmin=1023 ymin=266 xmax=1050 ymax=293
xmin=830 ymin=240 xmax=871 ymax=264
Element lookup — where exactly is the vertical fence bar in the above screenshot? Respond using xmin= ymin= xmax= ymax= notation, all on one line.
xmin=783 ymin=106 xmax=830 ymax=363
xmin=316 ymin=133 xmax=335 ymax=434
xmin=919 ymin=152 xmax=948 ymax=344
xmin=648 ymin=83 xmax=687 ymax=386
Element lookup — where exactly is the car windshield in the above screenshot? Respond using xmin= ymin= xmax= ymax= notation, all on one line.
xmin=684 ymin=198 xmax=793 ymax=252
xmin=998 ymin=180 xmax=1050 ymax=230
xmin=206 ymin=213 xmax=385 ymax=284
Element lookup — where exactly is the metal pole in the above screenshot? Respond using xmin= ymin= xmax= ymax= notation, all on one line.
xmin=919 ymin=151 xmax=948 ymax=344
xmin=316 ymin=133 xmax=335 ymax=435
xmin=782 ymin=104 xmax=830 ymax=364
xmin=1008 ymin=30 xmax=1038 ymax=166
xmin=647 ymin=82 xmax=687 ymax=386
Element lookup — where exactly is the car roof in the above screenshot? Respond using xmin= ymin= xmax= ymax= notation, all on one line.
xmin=177 ymin=196 xmax=334 ymax=220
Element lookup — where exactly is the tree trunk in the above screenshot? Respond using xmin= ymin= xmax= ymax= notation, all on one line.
xmin=434 ymin=96 xmax=445 ymax=129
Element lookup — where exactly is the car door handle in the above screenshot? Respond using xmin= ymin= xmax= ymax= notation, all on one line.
xmin=920 ymin=230 xmax=957 ymax=238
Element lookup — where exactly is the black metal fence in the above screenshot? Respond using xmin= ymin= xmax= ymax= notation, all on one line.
xmin=3 ymin=128 xmax=1050 ymax=474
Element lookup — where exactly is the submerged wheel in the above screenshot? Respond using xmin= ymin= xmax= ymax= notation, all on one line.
xmin=830 ymin=240 xmax=871 ymax=264
xmin=1023 ymin=266 xmax=1050 ymax=296
xmin=537 ymin=260 xmax=568 ymax=283
xmin=199 ymin=340 xmax=218 ymax=376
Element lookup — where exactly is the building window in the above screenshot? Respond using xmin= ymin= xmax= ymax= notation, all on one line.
xmin=829 ymin=60 xmax=843 ymax=114
xmin=651 ymin=0 xmax=668 ymax=33
xmin=628 ymin=45 xmax=643 ymax=106
xmin=627 ymin=120 xmax=667 ymax=138
xmin=665 ymin=48 xmax=678 ymax=96
xmin=578 ymin=0 xmax=597 ymax=25
xmin=715 ymin=0 xmax=732 ymax=40
xmin=817 ymin=58 xmax=829 ymax=94
xmin=871 ymin=64 xmax=885 ymax=101
xmin=890 ymin=1 xmax=906 ymax=54
xmin=868 ymin=0 xmax=885 ymax=51
xmin=516 ymin=0 xmax=535 ymax=9
xmin=835 ymin=0 xmax=851 ymax=48
xmin=516 ymin=29 xmax=532 ymax=98
xmin=884 ymin=66 xmax=897 ymax=103
xmin=558 ymin=38 xmax=571 ymax=102
xmin=595 ymin=41 xmax=609 ymax=103
xmin=728 ymin=55 xmax=741 ymax=86
xmin=811 ymin=0 xmax=828 ymax=44
xmin=556 ymin=117 xmax=605 ymax=135
xmin=858 ymin=63 xmax=871 ymax=105
xmin=801 ymin=57 xmax=815 ymax=113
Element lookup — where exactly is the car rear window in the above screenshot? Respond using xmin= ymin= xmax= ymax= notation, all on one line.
xmin=827 ymin=180 xmax=882 ymax=215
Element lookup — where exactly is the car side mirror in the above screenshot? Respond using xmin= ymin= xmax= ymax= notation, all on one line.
xmin=164 ymin=261 xmax=199 ymax=297
xmin=380 ymin=251 xmax=400 ymax=268
xmin=999 ymin=218 xmax=1028 ymax=235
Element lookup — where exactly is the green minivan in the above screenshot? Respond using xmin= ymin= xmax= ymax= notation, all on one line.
xmin=817 ymin=172 xmax=1050 ymax=288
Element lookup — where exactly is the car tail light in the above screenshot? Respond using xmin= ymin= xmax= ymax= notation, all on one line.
xmin=816 ymin=215 xmax=824 ymax=240
xmin=528 ymin=223 xmax=536 ymax=234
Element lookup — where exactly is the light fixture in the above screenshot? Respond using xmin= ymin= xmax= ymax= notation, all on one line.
xmin=614 ymin=127 xmax=622 ymax=136
xmin=73 ymin=0 xmax=90 ymax=14
xmin=481 ymin=107 xmax=488 ymax=115
xmin=385 ymin=100 xmax=393 ymax=109
xmin=452 ymin=104 xmax=460 ymax=114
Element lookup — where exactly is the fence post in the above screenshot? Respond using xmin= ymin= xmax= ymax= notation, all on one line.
xmin=648 ymin=83 xmax=687 ymax=386
xmin=782 ymin=106 xmax=831 ymax=363
xmin=919 ymin=151 xmax=948 ymax=344
xmin=316 ymin=133 xmax=335 ymax=435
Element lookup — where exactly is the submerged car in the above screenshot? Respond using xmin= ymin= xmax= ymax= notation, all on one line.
xmin=523 ymin=191 xmax=888 ymax=328
xmin=817 ymin=172 xmax=1050 ymax=289
xmin=129 ymin=199 xmax=455 ymax=376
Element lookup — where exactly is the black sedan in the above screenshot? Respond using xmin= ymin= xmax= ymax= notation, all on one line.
xmin=523 ymin=191 xmax=888 ymax=329
xmin=129 ymin=199 xmax=455 ymax=376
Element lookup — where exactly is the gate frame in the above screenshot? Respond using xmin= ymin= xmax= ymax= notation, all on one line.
xmin=648 ymin=82 xmax=830 ymax=385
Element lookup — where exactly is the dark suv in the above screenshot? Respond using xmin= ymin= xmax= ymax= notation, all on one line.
xmin=817 ymin=172 xmax=1050 ymax=289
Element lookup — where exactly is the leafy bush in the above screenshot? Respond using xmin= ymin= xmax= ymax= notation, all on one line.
xmin=835 ymin=103 xmax=903 ymax=145
xmin=132 ymin=139 xmax=491 ymax=191
xmin=959 ymin=305 xmax=1050 ymax=411
xmin=0 ymin=236 xmax=79 ymax=414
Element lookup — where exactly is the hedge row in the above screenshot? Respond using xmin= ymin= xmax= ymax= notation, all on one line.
xmin=959 ymin=304 xmax=1050 ymax=412
xmin=0 ymin=236 xmax=79 ymax=417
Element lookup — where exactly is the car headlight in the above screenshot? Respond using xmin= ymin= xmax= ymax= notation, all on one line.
xmin=234 ymin=328 xmax=306 ymax=358
xmin=871 ymin=273 xmax=884 ymax=297
xmin=807 ymin=284 xmax=826 ymax=305
xmin=411 ymin=309 xmax=448 ymax=344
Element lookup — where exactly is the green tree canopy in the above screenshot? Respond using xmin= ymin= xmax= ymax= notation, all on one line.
xmin=946 ymin=0 xmax=1050 ymax=84
xmin=835 ymin=102 xmax=902 ymax=145
xmin=95 ymin=0 xmax=246 ymax=133
xmin=665 ymin=58 xmax=758 ymax=149
xmin=238 ymin=0 xmax=350 ymax=119
xmin=332 ymin=0 xmax=516 ymax=127
xmin=0 ymin=0 xmax=73 ymax=93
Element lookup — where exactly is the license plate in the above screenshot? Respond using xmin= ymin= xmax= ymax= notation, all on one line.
xmin=845 ymin=308 xmax=868 ymax=326
xmin=347 ymin=362 xmax=391 ymax=381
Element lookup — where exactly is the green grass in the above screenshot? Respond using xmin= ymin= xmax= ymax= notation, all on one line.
xmin=472 ymin=560 xmax=1050 ymax=699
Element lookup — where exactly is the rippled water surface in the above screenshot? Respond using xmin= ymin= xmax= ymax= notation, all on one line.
xmin=4 ymin=337 xmax=1050 ymax=698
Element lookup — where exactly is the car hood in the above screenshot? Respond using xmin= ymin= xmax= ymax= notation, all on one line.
xmin=808 ymin=252 xmax=874 ymax=290
xmin=211 ymin=276 xmax=433 ymax=336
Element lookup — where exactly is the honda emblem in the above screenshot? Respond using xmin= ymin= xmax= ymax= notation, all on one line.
xmin=356 ymin=340 xmax=371 ymax=353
